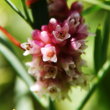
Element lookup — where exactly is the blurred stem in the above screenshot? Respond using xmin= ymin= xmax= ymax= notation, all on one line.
xmin=21 ymin=0 xmax=32 ymax=25
xmin=5 ymin=0 xmax=33 ymax=28
xmin=77 ymin=61 xmax=110 ymax=110
xmin=0 ymin=42 xmax=46 ymax=110
xmin=0 ymin=26 xmax=22 ymax=49
xmin=48 ymin=98 xmax=56 ymax=110
xmin=83 ymin=0 xmax=110 ymax=11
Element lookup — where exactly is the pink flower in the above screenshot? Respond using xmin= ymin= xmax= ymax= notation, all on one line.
xmin=41 ymin=44 xmax=57 ymax=62
xmin=77 ymin=24 xmax=88 ymax=39
xmin=48 ymin=0 xmax=69 ymax=20
xmin=66 ymin=12 xmax=81 ymax=35
xmin=21 ymin=1 xmax=89 ymax=99
xmin=21 ymin=39 xmax=41 ymax=56
xmin=70 ymin=1 xmax=83 ymax=13
xmin=71 ymin=38 xmax=82 ymax=51
xmin=40 ymin=31 xmax=51 ymax=43
xmin=53 ymin=23 xmax=71 ymax=42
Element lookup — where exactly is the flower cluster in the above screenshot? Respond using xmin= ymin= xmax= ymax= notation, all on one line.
xmin=21 ymin=1 xmax=89 ymax=99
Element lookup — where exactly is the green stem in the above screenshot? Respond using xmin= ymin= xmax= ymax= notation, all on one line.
xmin=77 ymin=61 xmax=110 ymax=110
xmin=48 ymin=98 xmax=56 ymax=110
xmin=21 ymin=0 xmax=32 ymax=25
xmin=5 ymin=0 xmax=33 ymax=28
xmin=5 ymin=0 xmax=26 ymax=20
xmin=83 ymin=0 xmax=110 ymax=11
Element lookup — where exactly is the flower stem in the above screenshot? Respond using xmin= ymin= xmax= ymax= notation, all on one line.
xmin=48 ymin=98 xmax=56 ymax=110
xmin=77 ymin=61 xmax=110 ymax=110
xmin=5 ymin=0 xmax=33 ymax=28
xmin=30 ymin=0 xmax=49 ymax=29
xmin=0 ymin=26 xmax=23 ymax=49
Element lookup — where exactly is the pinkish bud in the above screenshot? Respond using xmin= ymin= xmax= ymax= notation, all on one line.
xmin=70 ymin=1 xmax=83 ymax=13
xmin=53 ymin=23 xmax=71 ymax=42
xmin=48 ymin=0 xmax=69 ymax=20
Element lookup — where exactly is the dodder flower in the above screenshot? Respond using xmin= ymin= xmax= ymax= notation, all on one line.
xmin=21 ymin=1 xmax=89 ymax=99
xmin=41 ymin=44 xmax=57 ymax=62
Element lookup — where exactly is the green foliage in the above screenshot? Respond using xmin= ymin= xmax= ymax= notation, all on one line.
xmin=82 ymin=6 xmax=101 ymax=16
xmin=94 ymin=11 xmax=110 ymax=73
xmin=0 ymin=38 xmax=45 ymax=109
xmin=94 ymin=25 xmax=102 ymax=73
xmin=101 ymin=12 xmax=110 ymax=66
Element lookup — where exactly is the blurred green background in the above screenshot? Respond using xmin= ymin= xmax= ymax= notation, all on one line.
xmin=0 ymin=0 xmax=110 ymax=110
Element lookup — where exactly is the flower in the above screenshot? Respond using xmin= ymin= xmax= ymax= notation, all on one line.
xmin=43 ymin=65 xmax=58 ymax=79
xmin=47 ymin=0 xmax=69 ymax=20
xmin=21 ymin=39 xmax=41 ymax=56
xmin=22 ymin=1 xmax=89 ymax=99
xmin=41 ymin=44 xmax=57 ymax=62
xmin=53 ymin=23 xmax=71 ymax=42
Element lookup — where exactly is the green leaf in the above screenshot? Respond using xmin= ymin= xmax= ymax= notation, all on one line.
xmin=83 ymin=0 xmax=110 ymax=11
xmin=94 ymin=26 xmax=102 ymax=73
xmin=101 ymin=12 xmax=110 ymax=66
xmin=82 ymin=6 xmax=101 ymax=16
xmin=0 ymin=40 xmax=45 ymax=109
xmin=5 ymin=0 xmax=33 ymax=28
xmin=5 ymin=0 xmax=25 ymax=19
xmin=21 ymin=0 xmax=32 ymax=25
xmin=0 ymin=37 xmax=14 ymax=52
xmin=77 ymin=61 xmax=110 ymax=110
xmin=48 ymin=98 xmax=56 ymax=110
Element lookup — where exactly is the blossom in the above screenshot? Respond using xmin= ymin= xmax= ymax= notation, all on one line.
xmin=21 ymin=1 xmax=89 ymax=99
xmin=53 ymin=23 xmax=71 ymax=42
xmin=21 ymin=39 xmax=41 ymax=56
xmin=47 ymin=0 xmax=69 ymax=20
xmin=70 ymin=38 xmax=82 ymax=51
xmin=41 ymin=44 xmax=57 ymax=62
xmin=42 ymin=65 xmax=57 ymax=79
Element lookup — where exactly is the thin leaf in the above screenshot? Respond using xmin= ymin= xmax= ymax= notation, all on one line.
xmin=82 ymin=6 xmax=101 ymax=16
xmin=5 ymin=0 xmax=33 ymax=28
xmin=101 ymin=12 xmax=110 ymax=66
xmin=0 ymin=41 xmax=45 ymax=109
xmin=21 ymin=0 xmax=32 ymax=25
xmin=5 ymin=0 xmax=26 ymax=19
xmin=83 ymin=0 xmax=110 ymax=11
xmin=94 ymin=25 xmax=102 ymax=73
xmin=0 ymin=37 xmax=14 ymax=52
xmin=77 ymin=61 xmax=110 ymax=110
